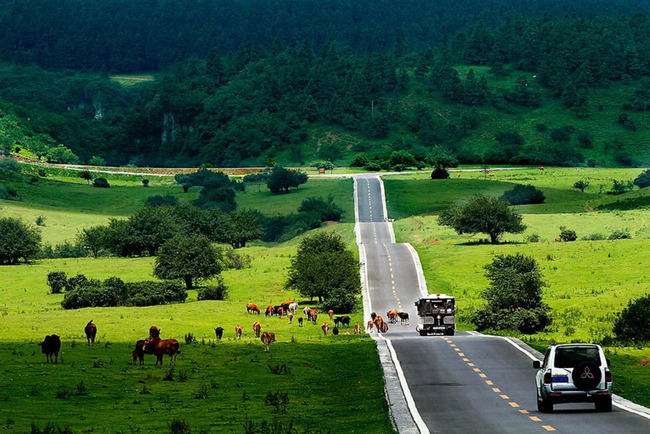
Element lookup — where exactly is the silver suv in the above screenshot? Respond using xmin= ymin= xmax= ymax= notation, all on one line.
xmin=533 ymin=343 xmax=612 ymax=412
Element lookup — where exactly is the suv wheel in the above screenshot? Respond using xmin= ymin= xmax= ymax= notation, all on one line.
xmin=595 ymin=397 xmax=612 ymax=412
xmin=537 ymin=397 xmax=553 ymax=413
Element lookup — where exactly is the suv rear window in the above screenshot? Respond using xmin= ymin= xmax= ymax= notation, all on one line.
xmin=554 ymin=347 xmax=601 ymax=368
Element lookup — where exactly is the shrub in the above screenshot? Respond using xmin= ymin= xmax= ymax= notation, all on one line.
xmin=168 ymin=418 xmax=191 ymax=434
xmin=142 ymin=179 xmax=149 ymax=187
xmin=500 ymin=184 xmax=545 ymax=205
xmin=613 ymin=294 xmax=650 ymax=342
xmin=93 ymin=177 xmax=110 ymax=188
xmin=608 ymin=179 xmax=634 ymax=195
xmin=39 ymin=241 xmax=88 ymax=259
xmin=430 ymin=168 xmax=450 ymax=179
xmin=0 ymin=187 xmax=20 ymax=200
xmin=608 ymin=230 xmax=631 ymax=240
xmin=0 ymin=158 xmax=20 ymax=173
xmin=321 ymin=289 xmax=357 ymax=313
xmin=126 ymin=281 xmax=188 ymax=306
xmin=65 ymin=274 xmax=90 ymax=291
xmin=559 ymin=227 xmax=577 ymax=242
xmin=526 ymin=233 xmax=541 ymax=243
xmin=298 ymin=196 xmax=343 ymax=222
xmin=145 ymin=195 xmax=179 ymax=207
xmin=47 ymin=271 xmax=68 ymax=294
xmin=633 ymin=169 xmax=650 ymax=189
xmin=550 ymin=128 xmax=570 ymax=143
xmin=363 ymin=162 xmax=381 ymax=171
xmin=221 ymin=249 xmax=251 ymax=270
xmin=196 ymin=278 xmax=228 ymax=301
xmin=350 ymin=154 xmax=369 ymax=167
xmin=37 ymin=169 xmax=47 ymax=177
xmin=583 ymin=233 xmax=606 ymax=241
xmin=88 ymin=156 xmax=106 ymax=166
xmin=573 ymin=180 xmax=589 ymax=192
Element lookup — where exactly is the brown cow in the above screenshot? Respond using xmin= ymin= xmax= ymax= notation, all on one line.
xmin=246 ymin=303 xmax=260 ymax=314
xmin=280 ymin=301 xmax=293 ymax=311
xmin=149 ymin=326 xmax=160 ymax=339
xmin=366 ymin=320 xmax=374 ymax=332
xmin=321 ymin=322 xmax=330 ymax=336
xmin=253 ymin=321 xmax=261 ymax=338
xmin=374 ymin=315 xmax=384 ymax=330
xmin=298 ymin=317 xmax=303 ymax=327
xmin=84 ymin=320 xmax=97 ymax=346
xmin=261 ymin=332 xmax=276 ymax=352
xmin=354 ymin=322 xmax=361 ymax=334
xmin=379 ymin=321 xmax=389 ymax=333
xmin=370 ymin=312 xmax=377 ymax=321
xmin=142 ymin=338 xmax=180 ymax=365
xmin=132 ymin=339 xmax=145 ymax=365
xmin=265 ymin=305 xmax=274 ymax=316
xmin=39 ymin=335 xmax=61 ymax=363
xmin=276 ymin=307 xmax=284 ymax=318
xmin=235 ymin=325 xmax=243 ymax=340
xmin=387 ymin=309 xmax=398 ymax=324
xmin=327 ymin=309 xmax=334 ymax=320
xmin=310 ymin=309 xmax=318 ymax=324
xmin=287 ymin=312 xmax=293 ymax=324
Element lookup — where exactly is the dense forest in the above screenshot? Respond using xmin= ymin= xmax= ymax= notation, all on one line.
xmin=2 ymin=1 xmax=650 ymax=167
xmin=3 ymin=0 xmax=650 ymax=73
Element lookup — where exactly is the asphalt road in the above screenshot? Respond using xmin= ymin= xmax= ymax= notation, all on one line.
xmin=355 ymin=175 xmax=650 ymax=433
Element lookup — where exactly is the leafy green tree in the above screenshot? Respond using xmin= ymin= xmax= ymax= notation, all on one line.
xmin=633 ymin=170 xmax=650 ymax=189
xmin=79 ymin=170 xmax=92 ymax=184
xmin=426 ymin=146 xmax=458 ymax=179
xmin=0 ymin=217 xmax=42 ymax=264
xmin=46 ymin=145 xmax=80 ymax=164
xmin=88 ymin=156 xmax=106 ymax=166
xmin=472 ymin=254 xmax=550 ymax=334
xmin=559 ymin=226 xmax=577 ymax=242
xmin=226 ymin=209 xmax=264 ymax=249
xmin=267 ymin=166 xmax=308 ymax=194
xmin=613 ymin=294 xmax=650 ymax=342
xmin=142 ymin=179 xmax=149 ymax=187
xmin=286 ymin=232 xmax=360 ymax=304
xmin=389 ymin=150 xmax=417 ymax=168
xmin=438 ymin=194 xmax=526 ymax=243
xmin=129 ymin=206 xmax=180 ymax=255
xmin=154 ymin=235 xmax=223 ymax=289
xmin=145 ymin=195 xmax=179 ymax=207
xmin=77 ymin=226 xmax=108 ymax=258
xmin=47 ymin=271 xmax=68 ymax=294
xmin=298 ymin=196 xmax=343 ymax=222
xmin=573 ymin=180 xmax=590 ymax=192
xmin=500 ymin=184 xmax=545 ymax=205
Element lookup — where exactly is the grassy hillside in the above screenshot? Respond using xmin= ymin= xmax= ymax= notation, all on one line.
xmin=0 ymin=169 xmax=354 ymax=244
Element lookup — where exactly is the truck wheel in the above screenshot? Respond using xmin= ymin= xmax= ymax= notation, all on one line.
xmin=419 ymin=330 xmax=427 ymax=337
xmin=445 ymin=329 xmax=455 ymax=336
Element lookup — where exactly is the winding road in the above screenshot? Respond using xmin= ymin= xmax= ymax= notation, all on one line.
xmin=354 ymin=175 xmax=650 ymax=433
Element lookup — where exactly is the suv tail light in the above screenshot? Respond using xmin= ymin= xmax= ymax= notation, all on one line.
xmin=544 ymin=371 xmax=552 ymax=384
xmin=605 ymin=369 xmax=612 ymax=382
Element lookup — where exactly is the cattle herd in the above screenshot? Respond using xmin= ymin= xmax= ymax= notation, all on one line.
xmin=37 ymin=305 xmax=411 ymax=365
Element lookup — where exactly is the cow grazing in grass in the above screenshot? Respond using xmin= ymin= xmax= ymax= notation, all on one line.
xmin=132 ymin=339 xmax=145 ymax=365
xmin=328 ymin=309 xmax=334 ymax=320
xmin=310 ymin=309 xmax=318 ymax=324
xmin=333 ymin=326 xmax=339 ymax=335
xmin=367 ymin=320 xmax=374 ymax=332
xmin=149 ymin=326 xmax=160 ymax=339
xmin=288 ymin=302 xmax=299 ymax=314
xmin=287 ymin=312 xmax=293 ymax=324
xmin=276 ymin=306 xmax=284 ymax=318
xmin=253 ymin=321 xmax=261 ymax=338
xmin=215 ymin=327 xmax=224 ymax=340
xmin=143 ymin=338 xmax=180 ymax=365
xmin=304 ymin=306 xmax=311 ymax=320
xmin=398 ymin=312 xmax=409 ymax=325
xmin=354 ymin=323 xmax=361 ymax=334
xmin=39 ymin=335 xmax=61 ymax=363
xmin=84 ymin=320 xmax=97 ymax=346
xmin=298 ymin=317 xmax=303 ymax=327
xmin=265 ymin=305 xmax=274 ymax=316
xmin=246 ymin=303 xmax=260 ymax=314
xmin=339 ymin=316 xmax=351 ymax=327
xmin=261 ymin=332 xmax=276 ymax=352
xmin=321 ymin=322 xmax=329 ymax=335
xmin=280 ymin=301 xmax=293 ymax=311
xmin=235 ymin=325 xmax=243 ymax=340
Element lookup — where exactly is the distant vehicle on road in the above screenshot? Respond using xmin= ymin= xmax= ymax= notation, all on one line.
xmin=414 ymin=294 xmax=455 ymax=336
xmin=534 ymin=343 xmax=612 ymax=413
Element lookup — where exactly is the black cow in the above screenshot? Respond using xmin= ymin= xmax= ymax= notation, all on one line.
xmin=215 ymin=327 xmax=224 ymax=340
xmin=298 ymin=317 xmax=303 ymax=327
xmin=39 ymin=335 xmax=61 ymax=363
xmin=335 ymin=316 xmax=351 ymax=327
xmin=398 ymin=312 xmax=410 ymax=325
xmin=332 ymin=327 xmax=339 ymax=335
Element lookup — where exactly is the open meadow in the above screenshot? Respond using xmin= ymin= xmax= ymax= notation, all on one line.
xmin=386 ymin=167 xmax=650 ymax=407
xmin=0 ymin=171 xmax=391 ymax=432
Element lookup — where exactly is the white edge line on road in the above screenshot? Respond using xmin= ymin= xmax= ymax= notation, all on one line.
xmin=405 ymin=244 xmax=429 ymax=298
xmin=377 ymin=176 xmax=396 ymax=243
xmin=495 ymin=335 xmax=650 ymax=421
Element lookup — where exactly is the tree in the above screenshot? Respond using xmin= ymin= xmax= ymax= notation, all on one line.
xmin=438 ymin=194 xmax=526 ymax=243
xmin=500 ymin=184 xmax=545 ymax=205
xmin=154 ymin=235 xmax=222 ymax=289
xmin=142 ymin=179 xmax=149 ymax=187
xmin=633 ymin=169 xmax=650 ymax=189
xmin=88 ymin=156 xmax=106 ymax=166
xmin=267 ymin=166 xmax=308 ymax=194
xmin=573 ymin=180 xmax=590 ymax=192
xmin=0 ymin=217 xmax=42 ymax=264
xmin=426 ymin=146 xmax=458 ymax=179
xmin=46 ymin=145 xmax=80 ymax=164
xmin=226 ymin=209 xmax=264 ymax=248
xmin=79 ymin=170 xmax=92 ymax=184
xmin=93 ymin=177 xmax=110 ymax=188
xmin=129 ymin=206 xmax=181 ymax=255
xmin=77 ymin=226 xmax=108 ymax=258
xmin=47 ymin=271 xmax=68 ymax=294
xmin=472 ymin=254 xmax=550 ymax=334
xmin=286 ymin=232 xmax=360 ymax=306
xmin=613 ymin=294 xmax=650 ymax=342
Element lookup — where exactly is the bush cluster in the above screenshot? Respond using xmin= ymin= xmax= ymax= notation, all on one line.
xmin=58 ymin=274 xmax=187 ymax=309
xmin=500 ymin=184 xmax=545 ymax=205
xmin=613 ymin=294 xmax=650 ymax=343
xmin=196 ymin=278 xmax=229 ymax=301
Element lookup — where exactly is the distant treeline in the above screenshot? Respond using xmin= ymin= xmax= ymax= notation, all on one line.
xmin=1 ymin=0 xmax=649 ymax=73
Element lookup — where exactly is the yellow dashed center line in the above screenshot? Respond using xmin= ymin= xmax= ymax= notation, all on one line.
xmin=485 ymin=380 xmax=493 ymax=385
xmin=458 ymin=352 xmax=465 ymax=356
xmin=529 ymin=417 xmax=542 ymax=422
xmin=519 ymin=410 xmax=529 ymax=415
xmin=500 ymin=395 xmax=510 ymax=400
xmin=492 ymin=388 xmax=501 ymax=393
xmin=509 ymin=402 xmax=520 ymax=408
xmin=479 ymin=373 xmax=487 ymax=378
xmin=473 ymin=368 xmax=481 ymax=372
xmin=467 ymin=363 xmax=475 ymax=367
xmin=542 ymin=426 xmax=556 ymax=432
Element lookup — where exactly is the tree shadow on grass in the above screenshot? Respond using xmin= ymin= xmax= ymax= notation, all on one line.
xmin=457 ymin=239 xmax=527 ymax=246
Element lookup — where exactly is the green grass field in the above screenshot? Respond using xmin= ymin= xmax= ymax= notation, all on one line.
xmin=0 ymin=223 xmax=392 ymax=432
